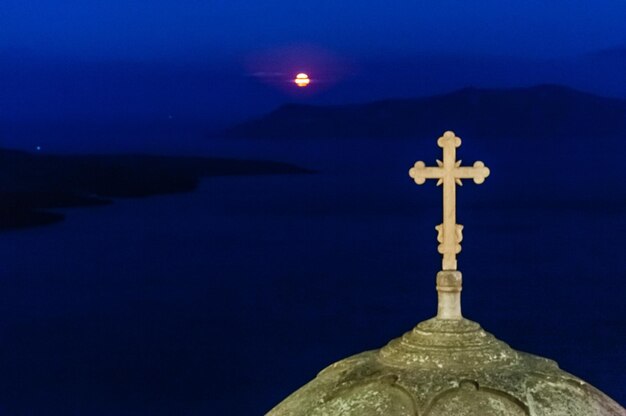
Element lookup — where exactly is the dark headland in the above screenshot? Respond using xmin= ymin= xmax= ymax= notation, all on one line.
xmin=0 ymin=150 xmax=309 ymax=230
xmin=223 ymin=84 xmax=626 ymax=139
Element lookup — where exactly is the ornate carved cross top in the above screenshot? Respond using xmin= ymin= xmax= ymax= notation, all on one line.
xmin=409 ymin=131 xmax=490 ymax=271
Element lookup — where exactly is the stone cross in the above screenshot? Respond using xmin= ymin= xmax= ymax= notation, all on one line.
xmin=409 ymin=131 xmax=490 ymax=271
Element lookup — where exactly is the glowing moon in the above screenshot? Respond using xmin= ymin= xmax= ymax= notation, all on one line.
xmin=294 ymin=73 xmax=310 ymax=87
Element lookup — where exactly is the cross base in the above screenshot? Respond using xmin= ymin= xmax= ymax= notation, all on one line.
xmin=436 ymin=270 xmax=463 ymax=320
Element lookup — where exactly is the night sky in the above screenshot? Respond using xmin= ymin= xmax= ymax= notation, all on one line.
xmin=2 ymin=0 xmax=626 ymax=147
xmin=3 ymin=0 xmax=626 ymax=59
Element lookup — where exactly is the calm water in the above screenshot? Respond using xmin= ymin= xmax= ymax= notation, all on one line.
xmin=0 ymin=137 xmax=624 ymax=415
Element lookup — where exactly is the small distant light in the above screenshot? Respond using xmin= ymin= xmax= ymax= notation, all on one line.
xmin=294 ymin=73 xmax=310 ymax=87
xmin=168 ymin=115 xmax=173 ymax=119
xmin=36 ymin=146 xmax=41 ymax=151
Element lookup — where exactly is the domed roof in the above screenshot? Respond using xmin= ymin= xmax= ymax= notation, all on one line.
xmin=268 ymin=315 xmax=625 ymax=416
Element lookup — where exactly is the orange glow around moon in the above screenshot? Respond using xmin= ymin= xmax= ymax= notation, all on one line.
xmin=294 ymin=73 xmax=310 ymax=87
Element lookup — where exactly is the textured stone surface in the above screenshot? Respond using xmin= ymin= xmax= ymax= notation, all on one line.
xmin=267 ymin=317 xmax=625 ymax=415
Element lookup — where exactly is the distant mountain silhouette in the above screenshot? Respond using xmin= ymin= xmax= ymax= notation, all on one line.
xmin=223 ymin=85 xmax=626 ymax=139
xmin=0 ymin=150 xmax=309 ymax=230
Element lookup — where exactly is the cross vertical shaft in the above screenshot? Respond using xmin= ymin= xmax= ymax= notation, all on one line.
xmin=442 ymin=138 xmax=458 ymax=270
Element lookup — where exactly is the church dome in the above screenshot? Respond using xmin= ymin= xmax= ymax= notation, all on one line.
xmin=268 ymin=314 xmax=625 ymax=415
xmin=266 ymin=132 xmax=625 ymax=415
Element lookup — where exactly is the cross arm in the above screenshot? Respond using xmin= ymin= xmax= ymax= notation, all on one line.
xmin=453 ymin=162 xmax=490 ymax=184
xmin=409 ymin=161 xmax=444 ymax=185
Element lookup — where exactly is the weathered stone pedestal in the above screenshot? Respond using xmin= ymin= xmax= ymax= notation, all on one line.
xmin=267 ymin=272 xmax=625 ymax=415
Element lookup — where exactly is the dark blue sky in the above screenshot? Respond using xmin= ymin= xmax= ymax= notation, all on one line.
xmin=3 ymin=0 xmax=626 ymax=59
xmin=2 ymin=0 xmax=626 ymax=150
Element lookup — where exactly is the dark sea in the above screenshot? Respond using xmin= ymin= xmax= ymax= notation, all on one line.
xmin=0 ymin=135 xmax=624 ymax=415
